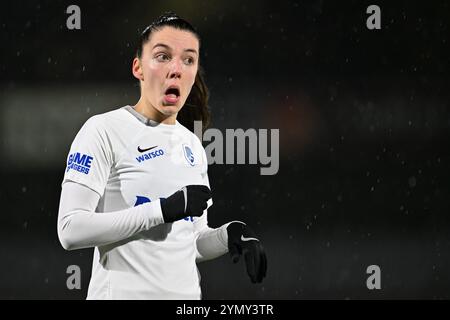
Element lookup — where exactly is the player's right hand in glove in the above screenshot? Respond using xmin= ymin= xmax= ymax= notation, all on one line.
xmin=227 ymin=221 xmax=267 ymax=283
xmin=160 ymin=185 xmax=211 ymax=223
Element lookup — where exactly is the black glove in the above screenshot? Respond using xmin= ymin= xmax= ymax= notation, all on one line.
xmin=160 ymin=185 xmax=211 ymax=223
xmin=227 ymin=221 xmax=267 ymax=283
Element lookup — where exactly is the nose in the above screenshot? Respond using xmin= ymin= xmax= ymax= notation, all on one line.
xmin=168 ymin=59 xmax=182 ymax=79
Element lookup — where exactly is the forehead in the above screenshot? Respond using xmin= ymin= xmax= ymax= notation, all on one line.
xmin=146 ymin=26 xmax=199 ymax=52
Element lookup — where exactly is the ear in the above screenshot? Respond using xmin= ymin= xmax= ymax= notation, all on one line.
xmin=132 ymin=57 xmax=144 ymax=81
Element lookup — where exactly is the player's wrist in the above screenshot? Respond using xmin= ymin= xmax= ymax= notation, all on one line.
xmin=226 ymin=221 xmax=252 ymax=244
xmin=160 ymin=189 xmax=185 ymax=223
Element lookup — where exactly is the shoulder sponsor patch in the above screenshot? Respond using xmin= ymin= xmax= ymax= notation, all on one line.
xmin=66 ymin=152 xmax=93 ymax=175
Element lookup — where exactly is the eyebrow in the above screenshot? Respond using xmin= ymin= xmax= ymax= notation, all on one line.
xmin=152 ymin=43 xmax=198 ymax=55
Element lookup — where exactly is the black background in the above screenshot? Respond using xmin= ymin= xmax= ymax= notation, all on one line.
xmin=0 ymin=0 xmax=449 ymax=299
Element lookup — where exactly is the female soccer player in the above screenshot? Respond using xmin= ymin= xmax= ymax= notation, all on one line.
xmin=57 ymin=12 xmax=267 ymax=299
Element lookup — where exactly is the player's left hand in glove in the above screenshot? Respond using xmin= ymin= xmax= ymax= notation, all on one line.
xmin=227 ymin=221 xmax=267 ymax=283
xmin=160 ymin=185 xmax=211 ymax=223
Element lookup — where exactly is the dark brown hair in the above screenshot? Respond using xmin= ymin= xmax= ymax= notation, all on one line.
xmin=136 ymin=12 xmax=211 ymax=133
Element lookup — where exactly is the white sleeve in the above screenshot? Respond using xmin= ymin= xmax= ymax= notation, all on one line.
xmin=57 ymin=181 xmax=165 ymax=251
xmin=194 ymin=212 xmax=230 ymax=263
xmin=193 ymin=148 xmax=230 ymax=262
xmin=62 ymin=116 xmax=112 ymax=197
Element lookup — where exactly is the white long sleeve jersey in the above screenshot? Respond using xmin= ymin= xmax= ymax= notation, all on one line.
xmin=57 ymin=106 xmax=229 ymax=300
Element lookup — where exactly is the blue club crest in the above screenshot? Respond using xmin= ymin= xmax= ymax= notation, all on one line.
xmin=183 ymin=144 xmax=195 ymax=166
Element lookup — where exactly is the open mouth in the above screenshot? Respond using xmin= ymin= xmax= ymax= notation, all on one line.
xmin=163 ymin=86 xmax=180 ymax=104
xmin=165 ymin=87 xmax=180 ymax=96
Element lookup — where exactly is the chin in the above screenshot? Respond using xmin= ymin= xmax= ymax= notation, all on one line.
xmin=159 ymin=105 xmax=180 ymax=115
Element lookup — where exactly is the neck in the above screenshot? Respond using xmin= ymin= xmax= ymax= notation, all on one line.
xmin=134 ymin=97 xmax=177 ymax=125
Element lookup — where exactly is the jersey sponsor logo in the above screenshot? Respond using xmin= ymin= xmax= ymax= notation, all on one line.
xmin=183 ymin=144 xmax=195 ymax=166
xmin=137 ymin=145 xmax=158 ymax=153
xmin=136 ymin=148 xmax=165 ymax=163
xmin=134 ymin=195 xmax=194 ymax=222
xmin=66 ymin=152 xmax=93 ymax=175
